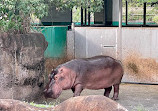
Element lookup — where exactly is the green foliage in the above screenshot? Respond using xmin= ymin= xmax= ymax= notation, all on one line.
xmin=0 ymin=0 xmax=104 ymax=33
xmin=153 ymin=16 xmax=158 ymax=23
xmin=0 ymin=0 xmax=49 ymax=33
xmin=126 ymin=0 xmax=158 ymax=3
xmin=123 ymin=0 xmax=158 ymax=24
xmin=124 ymin=0 xmax=158 ymax=7
xmin=50 ymin=0 xmax=104 ymax=12
xmin=72 ymin=7 xmax=81 ymax=22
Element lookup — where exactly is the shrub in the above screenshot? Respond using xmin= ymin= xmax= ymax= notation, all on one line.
xmin=0 ymin=0 xmax=49 ymax=33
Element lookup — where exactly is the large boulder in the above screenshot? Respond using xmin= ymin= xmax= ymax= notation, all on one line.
xmin=54 ymin=95 xmax=128 ymax=111
xmin=0 ymin=33 xmax=48 ymax=101
xmin=0 ymin=99 xmax=53 ymax=111
xmin=0 ymin=96 xmax=128 ymax=111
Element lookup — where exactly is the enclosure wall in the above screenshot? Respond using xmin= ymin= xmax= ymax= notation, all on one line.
xmin=68 ymin=27 xmax=158 ymax=83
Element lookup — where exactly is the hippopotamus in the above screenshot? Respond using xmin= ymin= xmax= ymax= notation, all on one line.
xmin=44 ymin=56 xmax=124 ymax=100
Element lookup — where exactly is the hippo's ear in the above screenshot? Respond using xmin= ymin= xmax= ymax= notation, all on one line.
xmin=48 ymin=69 xmax=55 ymax=79
xmin=51 ymin=69 xmax=58 ymax=75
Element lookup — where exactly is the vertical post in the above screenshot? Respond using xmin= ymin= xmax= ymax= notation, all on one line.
xmin=126 ymin=0 xmax=128 ymax=25
xmin=117 ymin=0 xmax=122 ymax=60
xmin=81 ymin=7 xmax=83 ymax=26
xmin=119 ymin=0 xmax=122 ymax=29
xmin=88 ymin=6 xmax=91 ymax=26
xmin=88 ymin=7 xmax=90 ymax=26
xmin=104 ymin=0 xmax=107 ymax=25
xmin=104 ymin=0 xmax=112 ymax=26
xmin=143 ymin=2 xmax=146 ymax=26
xmin=70 ymin=9 xmax=72 ymax=23
xmin=85 ymin=8 xmax=87 ymax=26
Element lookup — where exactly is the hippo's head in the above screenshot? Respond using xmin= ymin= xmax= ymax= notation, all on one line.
xmin=44 ymin=66 xmax=74 ymax=99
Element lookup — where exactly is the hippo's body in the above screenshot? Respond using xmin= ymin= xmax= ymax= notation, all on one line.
xmin=44 ymin=56 xmax=124 ymax=100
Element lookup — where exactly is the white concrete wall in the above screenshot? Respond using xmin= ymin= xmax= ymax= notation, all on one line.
xmin=74 ymin=27 xmax=117 ymax=59
xmin=73 ymin=27 xmax=158 ymax=59
xmin=67 ymin=30 xmax=75 ymax=60
xmin=122 ymin=28 xmax=158 ymax=59
xmin=67 ymin=27 xmax=158 ymax=83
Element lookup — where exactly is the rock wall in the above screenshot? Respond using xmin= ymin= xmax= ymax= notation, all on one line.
xmin=0 ymin=33 xmax=48 ymax=101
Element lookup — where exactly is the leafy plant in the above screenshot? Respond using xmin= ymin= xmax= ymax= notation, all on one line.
xmin=0 ymin=0 xmax=49 ymax=33
xmin=0 ymin=0 xmax=104 ymax=33
xmin=153 ymin=16 xmax=158 ymax=23
xmin=126 ymin=0 xmax=158 ymax=3
xmin=122 ymin=0 xmax=158 ymax=24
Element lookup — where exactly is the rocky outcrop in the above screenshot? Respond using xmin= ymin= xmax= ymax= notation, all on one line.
xmin=0 ymin=96 xmax=128 ymax=111
xmin=54 ymin=95 xmax=128 ymax=111
xmin=0 ymin=99 xmax=51 ymax=111
xmin=0 ymin=99 xmax=53 ymax=111
xmin=0 ymin=33 xmax=48 ymax=101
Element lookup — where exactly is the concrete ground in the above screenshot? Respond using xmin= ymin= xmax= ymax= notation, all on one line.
xmin=38 ymin=84 xmax=158 ymax=111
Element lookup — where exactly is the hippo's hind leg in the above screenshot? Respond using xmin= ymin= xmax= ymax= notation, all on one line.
xmin=104 ymin=86 xmax=112 ymax=97
xmin=112 ymin=84 xmax=119 ymax=100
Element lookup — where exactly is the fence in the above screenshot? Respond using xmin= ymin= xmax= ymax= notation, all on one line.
xmin=123 ymin=0 xmax=158 ymax=26
xmin=72 ymin=0 xmax=158 ymax=27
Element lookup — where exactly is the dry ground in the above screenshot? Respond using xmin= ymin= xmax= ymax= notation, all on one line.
xmin=35 ymin=83 xmax=158 ymax=111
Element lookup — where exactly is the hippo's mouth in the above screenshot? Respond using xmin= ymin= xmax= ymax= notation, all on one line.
xmin=44 ymin=92 xmax=60 ymax=99
xmin=53 ymin=94 xmax=60 ymax=99
xmin=53 ymin=91 xmax=62 ymax=99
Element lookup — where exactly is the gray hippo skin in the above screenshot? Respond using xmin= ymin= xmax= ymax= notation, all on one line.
xmin=44 ymin=56 xmax=124 ymax=100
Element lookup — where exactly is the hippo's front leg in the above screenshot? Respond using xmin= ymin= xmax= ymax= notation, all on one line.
xmin=71 ymin=88 xmax=75 ymax=93
xmin=73 ymin=84 xmax=83 ymax=97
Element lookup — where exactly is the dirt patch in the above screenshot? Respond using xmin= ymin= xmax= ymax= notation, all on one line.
xmin=123 ymin=52 xmax=158 ymax=81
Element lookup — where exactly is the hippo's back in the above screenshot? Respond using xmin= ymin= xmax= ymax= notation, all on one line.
xmin=86 ymin=56 xmax=118 ymax=67
xmin=62 ymin=56 xmax=123 ymax=89
xmin=62 ymin=55 xmax=122 ymax=73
